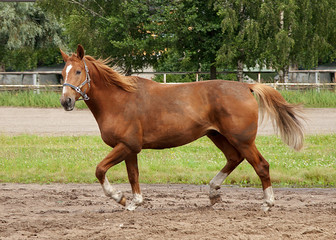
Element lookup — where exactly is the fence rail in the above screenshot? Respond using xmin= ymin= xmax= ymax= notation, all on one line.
xmin=0 ymin=71 xmax=62 ymax=75
xmin=0 ymin=70 xmax=335 ymax=91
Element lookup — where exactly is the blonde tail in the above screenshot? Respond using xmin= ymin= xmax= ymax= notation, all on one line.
xmin=248 ymin=83 xmax=305 ymax=151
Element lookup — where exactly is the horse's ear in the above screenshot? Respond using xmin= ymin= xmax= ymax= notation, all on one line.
xmin=60 ymin=49 xmax=69 ymax=62
xmin=77 ymin=44 xmax=85 ymax=60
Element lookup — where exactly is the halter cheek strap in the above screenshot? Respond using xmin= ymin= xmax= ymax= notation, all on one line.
xmin=63 ymin=58 xmax=91 ymax=101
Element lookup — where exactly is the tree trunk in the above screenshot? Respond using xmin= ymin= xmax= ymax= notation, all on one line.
xmin=278 ymin=67 xmax=289 ymax=85
xmin=283 ymin=66 xmax=289 ymax=83
xmin=210 ymin=65 xmax=217 ymax=80
xmin=291 ymin=63 xmax=298 ymax=83
xmin=278 ymin=70 xmax=284 ymax=83
xmin=125 ymin=67 xmax=132 ymax=76
xmin=237 ymin=60 xmax=244 ymax=82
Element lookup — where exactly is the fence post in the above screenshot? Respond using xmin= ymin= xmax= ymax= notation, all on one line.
xmin=315 ymin=71 xmax=320 ymax=92
xmin=33 ymin=73 xmax=40 ymax=94
xmin=334 ymin=72 xmax=336 ymax=92
xmin=258 ymin=73 xmax=261 ymax=83
xmin=163 ymin=73 xmax=166 ymax=84
xmin=196 ymin=73 xmax=199 ymax=82
xmin=284 ymin=72 xmax=288 ymax=91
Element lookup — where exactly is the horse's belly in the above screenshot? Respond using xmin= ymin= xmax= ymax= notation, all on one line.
xmin=142 ymin=125 xmax=211 ymax=149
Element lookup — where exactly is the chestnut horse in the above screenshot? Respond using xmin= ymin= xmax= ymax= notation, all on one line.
xmin=60 ymin=45 xmax=304 ymax=211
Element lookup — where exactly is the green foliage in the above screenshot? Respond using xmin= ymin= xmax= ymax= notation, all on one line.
xmin=215 ymin=0 xmax=336 ymax=79
xmin=0 ymin=134 xmax=335 ymax=187
xmin=1 ymin=0 xmax=335 ymax=79
xmin=216 ymin=0 xmax=264 ymax=69
xmin=153 ymin=73 xmax=196 ymax=83
xmin=0 ymin=2 xmax=64 ymax=70
xmin=155 ymin=1 xmax=223 ymax=77
xmin=264 ymin=0 xmax=336 ymax=70
xmin=102 ymin=0 xmax=163 ymax=74
xmin=290 ymin=0 xmax=336 ymax=68
xmin=41 ymin=0 xmax=164 ymax=74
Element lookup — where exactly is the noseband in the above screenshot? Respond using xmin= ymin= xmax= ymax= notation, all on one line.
xmin=63 ymin=59 xmax=91 ymax=101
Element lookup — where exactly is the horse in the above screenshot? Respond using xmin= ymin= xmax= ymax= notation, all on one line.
xmin=60 ymin=45 xmax=304 ymax=211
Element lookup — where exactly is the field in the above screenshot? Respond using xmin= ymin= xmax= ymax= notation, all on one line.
xmin=0 ymin=107 xmax=336 ymax=239
xmin=0 ymin=135 xmax=335 ymax=187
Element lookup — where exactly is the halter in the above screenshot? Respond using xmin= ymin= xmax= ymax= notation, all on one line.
xmin=63 ymin=58 xmax=91 ymax=101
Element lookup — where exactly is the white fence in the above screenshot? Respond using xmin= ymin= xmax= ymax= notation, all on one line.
xmin=0 ymin=71 xmax=62 ymax=93
xmin=0 ymin=70 xmax=335 ymax=92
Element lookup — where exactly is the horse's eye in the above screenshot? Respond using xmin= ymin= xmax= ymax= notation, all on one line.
xmin=76 ymin=70 xmax=81 ymax=75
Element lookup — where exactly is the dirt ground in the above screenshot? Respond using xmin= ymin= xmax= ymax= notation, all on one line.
xmin=0 ymin=183 xmax=335 ymax=240
xmin=0 ymin=107 xmax=336 ymax=239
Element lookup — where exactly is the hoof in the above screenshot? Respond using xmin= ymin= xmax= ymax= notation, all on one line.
xmin=119 ymin=196 xmax=126 ymax=206
xmin=261 ymin=204 xmax=271 ymax=212
xmin=126 ymin=203 xmax=137 ymax=211
xmin=261 ymin=201 xmax=274 ymax=212
xmin=209 ymin=194 xmax=221 ymax=205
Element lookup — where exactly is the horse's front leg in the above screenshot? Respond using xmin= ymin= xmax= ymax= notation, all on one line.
xmin=125 ymin=153 xmax=143 ymax=211
xmin=95 ymin=143 xmax=131 ymax=206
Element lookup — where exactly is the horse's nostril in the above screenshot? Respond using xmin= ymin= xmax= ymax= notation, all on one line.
xmin=60 ymin=97 xmax=74 ymax=111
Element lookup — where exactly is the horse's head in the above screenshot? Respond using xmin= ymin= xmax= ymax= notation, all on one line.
xmin=60 ymin=44 xmax=91 ymax=111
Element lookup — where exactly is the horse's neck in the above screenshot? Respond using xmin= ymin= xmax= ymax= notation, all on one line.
xmin=84 ymin=78 xmax=124 ymax=121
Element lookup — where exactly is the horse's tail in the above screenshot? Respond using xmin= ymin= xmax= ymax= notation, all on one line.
xmin=248 ymin=83 xmax=305 ymax=151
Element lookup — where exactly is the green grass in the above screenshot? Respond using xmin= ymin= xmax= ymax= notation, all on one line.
xmin=0 ymin=89 xmax=335 ymax=108
xmin=281 ymin=90 xmax=336 ymax=108
xmin=0 ymin=134 xmax=335 ymax=187
xmin=0 ymin=91 xmax=87 ymax=109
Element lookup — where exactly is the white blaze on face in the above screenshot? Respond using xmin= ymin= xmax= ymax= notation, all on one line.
xmin=62 ymin=64 xmax=72 ymax=94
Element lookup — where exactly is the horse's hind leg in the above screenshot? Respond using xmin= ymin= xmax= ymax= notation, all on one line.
xmin=125 ymin=153 xmax=143 ymax=211
xmin=236 ymin=143 xmax=275 ymax=212
xmin=207 ymin=132 xmax=244 ymax=205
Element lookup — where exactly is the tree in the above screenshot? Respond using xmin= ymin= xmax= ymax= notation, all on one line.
xmin=159 ymin=0 xmax=223 ymax=79
xmin=40 ymin=0 xmax=164 ymax=75
xmin=42 ymin=0 xmax=224 ymax=78
xmin=290 ymin=0 xmax=336 ymax=68
xmin=39 ymin=0 xmax=336 ymax=81
xmin=100 ymin=0 xmax=165 ymax=75
xmin=215 ymin=0 xmax=264 ymax=82
xmin=216 ymin=0 xmax=336 ymax=82
xmin=0 ymin=2 xmax=63 ymax=71
xmin=259 ymin=0 xmax=336 ymax=82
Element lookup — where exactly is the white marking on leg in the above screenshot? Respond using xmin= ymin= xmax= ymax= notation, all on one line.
xmin=62 ymin=64 xmax=72 ymax=94
xmin=261 ymin=186 xmax=275 ymax=212
xmin=126 ymin=193 xmax=143 ymax=211
xmin=210 ymin=171 xmax=228 ymax=189
xmin=102 ymin=176 xmax=123 ymax=203
xmin=209 ymin=171 xmax=228 ymax=205
xmin=209 ymin=171 xmax=228 ymax=198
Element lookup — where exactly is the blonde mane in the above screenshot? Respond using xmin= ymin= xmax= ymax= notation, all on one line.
xmin=84 ymin=55 xmax=137 ymax=92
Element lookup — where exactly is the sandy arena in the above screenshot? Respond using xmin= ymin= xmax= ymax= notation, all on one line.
xmin=0 ymin=107 xmax=336 ymax=239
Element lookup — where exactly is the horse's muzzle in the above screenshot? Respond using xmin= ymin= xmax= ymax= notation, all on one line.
xmin=60 ymin=96 xmax=75 ymax=111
